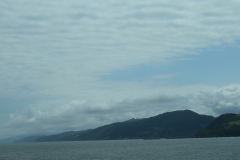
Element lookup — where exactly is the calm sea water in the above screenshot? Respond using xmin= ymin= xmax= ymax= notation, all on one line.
xmin=0 ymin=138 xmax=240 ymax=160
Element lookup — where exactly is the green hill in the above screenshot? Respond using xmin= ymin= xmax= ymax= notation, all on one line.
xmin=195 ymin=113 xmax=240 ymax=138
xmin=36 ymin=110 xmax=214 ymax=142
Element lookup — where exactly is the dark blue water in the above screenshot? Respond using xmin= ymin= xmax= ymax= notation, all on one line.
xmin=0 ymin=138 xmax=240 ymax=160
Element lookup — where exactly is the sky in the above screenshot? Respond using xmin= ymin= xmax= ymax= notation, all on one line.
xmin=1 ymin=0 xmax=240 ymax=139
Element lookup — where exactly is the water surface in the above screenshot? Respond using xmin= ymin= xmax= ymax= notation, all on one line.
xmin=0 ymin=137 xmax=239 ymax=160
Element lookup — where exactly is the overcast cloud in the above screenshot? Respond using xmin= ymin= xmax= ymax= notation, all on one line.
xmin=4 ymin=84 xmax=240 ymax=137
xmin=1 ymin=0 xmax=240 ymax=138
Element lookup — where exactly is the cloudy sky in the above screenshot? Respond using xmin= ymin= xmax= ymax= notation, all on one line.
xmin=1 ymin=0 xmax=240 ymax=139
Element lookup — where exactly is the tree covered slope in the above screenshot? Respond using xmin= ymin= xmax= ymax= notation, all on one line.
xmin=36 ymin=110 xmax=214 ymax=142
xmin=195 ymin=113 xmax=240 ymax=138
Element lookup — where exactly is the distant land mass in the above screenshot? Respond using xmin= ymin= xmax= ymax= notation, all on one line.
xmin=0 ymin=135 xmax=42 ymax=144
xmin=35 ymin=110 xmax=214 ymax=142
xmin=0 ymin=135 xmax=27 ymax=144
xmin=14 ymin=135 xmax=42 ymax=143
xmin=195 ymin=113 xmax=240 ymax=138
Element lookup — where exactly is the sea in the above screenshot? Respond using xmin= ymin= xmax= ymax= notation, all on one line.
xmin=0 ymin=137 xmax=239 ymax=160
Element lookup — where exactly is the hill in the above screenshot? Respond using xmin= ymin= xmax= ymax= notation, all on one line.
xmin=36 ymin=110 xmax=214 ymax=142
xmin=195 ymin=113 xmax=240 ymax=138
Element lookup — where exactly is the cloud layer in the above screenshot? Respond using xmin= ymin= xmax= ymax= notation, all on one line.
xmin=4 ymin=84 xmax=240 ymax=137
xmin=1 ymin=0 xmax=240 ymax=138
xmin=1 ymin=0 xmax=240 ymax=99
